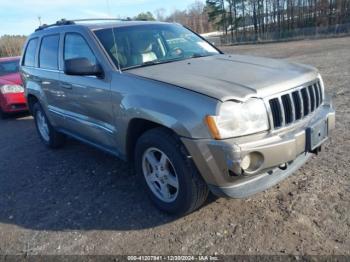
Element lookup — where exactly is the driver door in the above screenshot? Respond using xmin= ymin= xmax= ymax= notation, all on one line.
xmin=59 ymin=32 xmax=116 ymax=149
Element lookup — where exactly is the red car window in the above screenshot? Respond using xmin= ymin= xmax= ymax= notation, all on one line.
xmin=0 ymin=60 xmax=20 ymax=76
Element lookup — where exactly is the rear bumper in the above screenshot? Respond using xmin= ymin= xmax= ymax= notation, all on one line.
xmin=181 ymin=102 xmax=335 ymax=198
xmin=0 ymin=93 xmax=28 ymax=113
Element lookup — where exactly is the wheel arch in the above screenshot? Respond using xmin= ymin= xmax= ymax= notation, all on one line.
xmin=26 ymin=94 xmax=39 ymax=114
xmin=126 ymin=118 xmax=179 ymax=161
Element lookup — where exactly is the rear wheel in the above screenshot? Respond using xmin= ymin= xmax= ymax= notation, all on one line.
xmin=33 ymin=103 xmax=65 ymax=148
xmin=135 ymin=128 xmax=209 ymax=215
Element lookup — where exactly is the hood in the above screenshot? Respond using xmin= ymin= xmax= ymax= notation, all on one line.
xmin=128 ymin=54 xmax=319 ymax=102
xmin=0 ymin=73 xmax=22 ymax=86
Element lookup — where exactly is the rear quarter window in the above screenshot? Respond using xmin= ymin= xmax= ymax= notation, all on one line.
xmin=39 ymin=34 xmax=60 ymax=70
xmin=23 ymin=38 xmax=38 ymax=67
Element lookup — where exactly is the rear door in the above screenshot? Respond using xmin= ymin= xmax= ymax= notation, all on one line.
xmin=37 ymin=34 xmax=65 ymax=126
xmin=21 ymin=36 xmax=66 ymax=128
xmin=59 ymin=32 xmax=116 ymax=148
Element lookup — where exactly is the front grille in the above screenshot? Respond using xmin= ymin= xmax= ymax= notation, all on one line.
xmin=268 ymin=80 xmax=323 ymax=129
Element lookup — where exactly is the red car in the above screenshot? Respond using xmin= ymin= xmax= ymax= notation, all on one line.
xmin=0 ymin=56 xmax=28 ymax=118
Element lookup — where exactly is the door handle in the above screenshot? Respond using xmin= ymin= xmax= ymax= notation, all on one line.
xmin=60 ymin=83 xmax=72 ymax=89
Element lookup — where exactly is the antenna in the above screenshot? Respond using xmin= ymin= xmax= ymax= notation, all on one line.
xmin=105 ymin=0 xmax=122 ymax=73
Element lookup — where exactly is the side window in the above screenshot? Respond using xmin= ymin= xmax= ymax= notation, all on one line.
xmin=23 ymin=38 xmax=38 ymax=67
xmin=39 ymin=34 xmax=60 ymax=70
xmin=64 ymin=33 xmax=97 ymax=65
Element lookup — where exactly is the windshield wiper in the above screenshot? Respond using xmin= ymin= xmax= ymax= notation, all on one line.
xmin=122 ymin=54 xmax=210 ymax=71
xmin=122 ymin=61 xmax=161 ymax=70
xmin=123 ymin=58 xmax=184 ymax=71
xmin=189 ymin=53 xmax=208 ymax=59
xmin=142 ymin=61 xmax=161 ymax=66
xmin=155 ymin=55 xmax=207 ymax=64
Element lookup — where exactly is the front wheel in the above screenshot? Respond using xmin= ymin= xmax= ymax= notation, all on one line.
xmin=33 ymin=103 xmax=65 ymax=148
xmin=135 ymin=128 xmax=209 ymax=215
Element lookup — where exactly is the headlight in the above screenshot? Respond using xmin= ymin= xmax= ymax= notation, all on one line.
xmin=0 ymin=85 xmax=24 ymax=94
xmin=205 ymin=99 xmax=269 ymax=139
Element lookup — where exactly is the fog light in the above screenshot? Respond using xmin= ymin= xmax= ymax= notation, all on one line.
xmin=240 ymin=155 xmax=251 ymax=170
xmin=240 ymin=152 xmax=264 ymax=173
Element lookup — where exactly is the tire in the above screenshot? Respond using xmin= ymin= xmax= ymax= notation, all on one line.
xmin=32 ymin=102 xmax=65 ymax=148
xmin=135 ymin=127 xmax=209 ymax=215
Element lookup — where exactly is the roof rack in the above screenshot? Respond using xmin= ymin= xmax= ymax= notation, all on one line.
xmin=35 ymin=19 xmax=74 ymax=31
xmin=71 ymin=18 xmax=132 ymax=23
xmin=35 ymin=18 xmax=132 ymax=32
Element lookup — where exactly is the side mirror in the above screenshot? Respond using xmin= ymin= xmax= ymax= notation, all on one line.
xmin=64 ymin=58 xmax=103 ymax=77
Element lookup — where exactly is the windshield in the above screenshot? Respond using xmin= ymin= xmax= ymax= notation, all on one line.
xmin=94 ymin=23 xmax=220 ymax=70
xmin=0 ymin=60 xmax=20 ymax=76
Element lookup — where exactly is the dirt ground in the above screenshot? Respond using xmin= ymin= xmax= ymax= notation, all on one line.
xmin=0 ymin=37 xmax=349 ymax=256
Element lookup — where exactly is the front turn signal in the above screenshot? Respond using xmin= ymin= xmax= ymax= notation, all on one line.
xmin=205 ymin=115 xmax=221 ymax=140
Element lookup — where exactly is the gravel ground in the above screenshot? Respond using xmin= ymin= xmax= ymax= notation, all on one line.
xmin=0 ymin=37 xmax=349 ymax=256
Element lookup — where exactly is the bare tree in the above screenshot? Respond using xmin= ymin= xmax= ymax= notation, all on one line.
xmin=154 ymin=8 xmax=166 ymax=21
xmin=165 ymin=2 xmax=214 ymax=34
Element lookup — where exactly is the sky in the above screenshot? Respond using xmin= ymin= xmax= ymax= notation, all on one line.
xmin=0 ymin=0 xmax=204 ymax=36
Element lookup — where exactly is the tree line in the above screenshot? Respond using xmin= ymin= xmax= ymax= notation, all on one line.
xmin=206 ymin=0 xmax=350 ymax=42
xmin=134 ymin=0 xmax=350 ymax=42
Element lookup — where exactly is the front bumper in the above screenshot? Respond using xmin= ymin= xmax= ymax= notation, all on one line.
xmin=0 ymin=93 xmax=28 ymax=113
xmin=181 ymin=102 xmax=335 ymax=198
